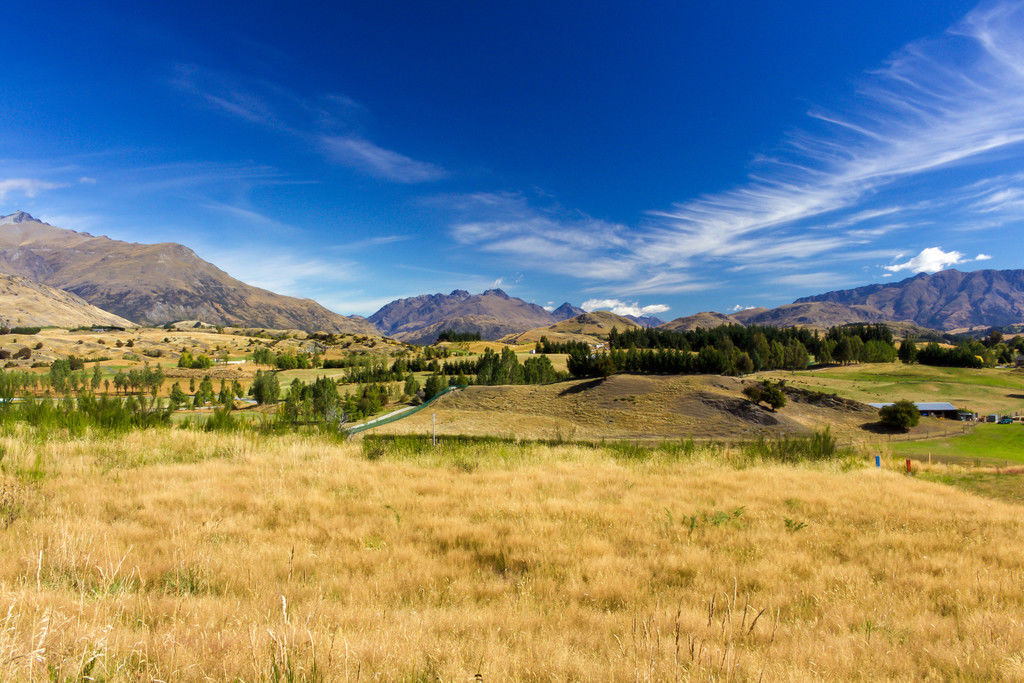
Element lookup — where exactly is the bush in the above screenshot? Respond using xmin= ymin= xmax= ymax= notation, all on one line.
xmin=879 ymin=400 xmax=920 ymax=431
xmin=743 ymin=380 xmax=786 ymax=411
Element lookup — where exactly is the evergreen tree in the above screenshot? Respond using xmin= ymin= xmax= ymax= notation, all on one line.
xmin=898 ymin=339 xmax=918 ymax=364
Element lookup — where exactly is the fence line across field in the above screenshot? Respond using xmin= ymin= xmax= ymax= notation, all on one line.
xmin=343 ymin=385 xmax=466 ymax=437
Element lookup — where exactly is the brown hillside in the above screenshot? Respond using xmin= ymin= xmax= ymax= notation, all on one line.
xmin=0 ymin=273 xmax=134 ymax=329
xmin=0 ymin=212 xmax=377 ymax=334
xmin=501 ymin=311 xmax=639 ymax=344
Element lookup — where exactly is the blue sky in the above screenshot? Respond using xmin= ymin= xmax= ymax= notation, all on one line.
xmin=1 ymin=1 xmax=1022 ymax=319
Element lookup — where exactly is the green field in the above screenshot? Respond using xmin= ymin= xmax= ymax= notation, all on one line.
xmin=892 ymin=423 xmax=1024 ymax=463
xmin=919 ymin=470 xmax=1024 ymax=505
xmin=759 ymin=363 xmax=1024 ymax=415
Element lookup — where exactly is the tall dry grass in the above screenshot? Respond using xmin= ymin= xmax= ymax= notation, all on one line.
xmin=0 ymin=427 xmax=1022 ymax=679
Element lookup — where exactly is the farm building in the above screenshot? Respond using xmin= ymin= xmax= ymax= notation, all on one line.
xmin=868 ymin=401 xmax=960 ymax=419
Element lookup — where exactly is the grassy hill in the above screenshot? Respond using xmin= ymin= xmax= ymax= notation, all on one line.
xmin=371 ymin=373 xmax=880 ymax=442
xmin=756 ymin=362 xmax=1024 ymax=415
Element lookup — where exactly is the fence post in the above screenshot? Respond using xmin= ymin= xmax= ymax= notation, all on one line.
xmin=432 ymin=412 xmax=436 ymax=447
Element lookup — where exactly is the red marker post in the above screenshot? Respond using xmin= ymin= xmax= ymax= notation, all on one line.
xmin=906 ymin=458 xmax=912 ymax=474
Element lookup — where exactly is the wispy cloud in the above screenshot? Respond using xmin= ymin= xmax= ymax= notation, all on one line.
xmin=444 ymin=191 xmax=639 ymax=280
xmin=0 ymin=178 xmax=61 ymax=202
xmin=204 ymin=246 xmax=359 ymax=295
xmin=642 ymin=0 xmax=1024 ymax=270
xmin=173 ymin=64 xmax=446 ymax=183
xmin=320 ymin=136 xmax=447 ymax=183
xmin=445 ymin=1 xmax=1024 ymax=294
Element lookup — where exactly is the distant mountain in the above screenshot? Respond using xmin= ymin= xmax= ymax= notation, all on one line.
xmin=624 ymin=314 xmax=665 ymax=328
xmin=369 ymin=289 xmax=557 ymax=343
xmin=0 ymin=273 xmax=134 ymax=329
xmin=661 ymin=302 xmax=898 ymax=331
xmin=0 ymin=212 xmax=377 ymax=333
xmin=501 ymin=311 xmax=640 ymax=345
xmin=731 ymin=302 xmax=892 ymax=328
xmin=551 ymin=302 xmax=586 ymax=320
xmin=660 ymin=303 xmax=898 ymax=331
xmin=795 ymin=269 xmax=1024 ymax=330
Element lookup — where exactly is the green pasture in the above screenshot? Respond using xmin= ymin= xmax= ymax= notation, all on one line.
xmin=892 ymin=423 xmax=1024 ymax=464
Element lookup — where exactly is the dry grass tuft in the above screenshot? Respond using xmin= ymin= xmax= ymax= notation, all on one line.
xmin=0 ymin=428 xmax=1022 ymax=679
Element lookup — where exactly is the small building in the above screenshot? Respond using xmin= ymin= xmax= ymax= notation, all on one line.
xmin=868 ymin=401 xmax=960 ymax=419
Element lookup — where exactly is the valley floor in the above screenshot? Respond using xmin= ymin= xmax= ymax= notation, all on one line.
xmin=1 ymin=428 xmax=1023 ymax=679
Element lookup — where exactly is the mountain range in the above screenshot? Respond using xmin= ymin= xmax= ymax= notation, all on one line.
xmin=658 ymin=270 xmax=1024 ymax=333
xmin=0 ymin=212 xmax=376 ymax=333
xmin=1 ymin=211 xmax=1022 ymax=337
xmin=794 ymin=269 xmax=1024 ymax=331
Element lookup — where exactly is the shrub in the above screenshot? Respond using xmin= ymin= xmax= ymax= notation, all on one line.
xmin=743 ymin=380 xmax=786 ymax=411
xmin=879 ymin=400 xmax=920 ymax=432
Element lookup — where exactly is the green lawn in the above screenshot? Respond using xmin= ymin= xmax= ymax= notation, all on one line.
xmin=892 ymin=424 xmax=1024 ymax=464
xmin=919 ymin=471 xmax=1024 ymax=505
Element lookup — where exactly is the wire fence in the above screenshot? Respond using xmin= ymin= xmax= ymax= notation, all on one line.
xmin=342 ymin=385 xmax=466 ymax=437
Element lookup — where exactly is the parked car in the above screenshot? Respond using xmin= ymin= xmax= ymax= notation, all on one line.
xmin=999 ymin=416 xmax=1014 ymax=424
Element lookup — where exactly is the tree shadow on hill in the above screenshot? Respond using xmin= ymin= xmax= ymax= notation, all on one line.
xmin=860 ymin=421 xmax=909 ymax=435
xmin=1007 ymin=394 xmax=1024 ymax=400
xmin=558 ymin=378 xmax=606 ymax=396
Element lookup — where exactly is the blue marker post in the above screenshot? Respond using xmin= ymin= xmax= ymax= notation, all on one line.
xmin=875 ymin=455 xmax=881 ymax=468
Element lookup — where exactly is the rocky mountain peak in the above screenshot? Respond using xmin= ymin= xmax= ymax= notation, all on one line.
xmin=0 ymin=211 xmax=41 ymax=225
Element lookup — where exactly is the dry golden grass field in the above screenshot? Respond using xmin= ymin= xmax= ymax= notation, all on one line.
xmin=2 ymin=427 xmax=1023 ymax=680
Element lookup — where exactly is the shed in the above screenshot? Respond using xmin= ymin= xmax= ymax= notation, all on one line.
xmin=868 ymin=401 xmax=960 ymax=419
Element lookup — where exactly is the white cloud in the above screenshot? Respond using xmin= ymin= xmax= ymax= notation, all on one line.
xmin=884 ymin=247 xmax=966 ymax=274
xmin=0 ymin=178 xmax=61 ymax=201
xmin=319 ymin=136 xmax=447 ymax=183
xmin=730 ymin=304 xmax=755 ymax=312
xmin=581 ymin=298 xmax=670 ymax=318
xmin=976 ymin=253 xmax=993 ymax=260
